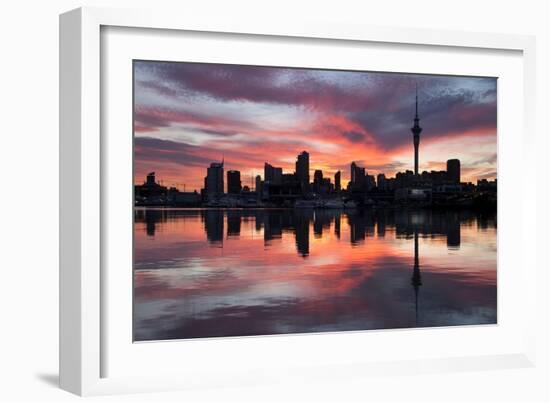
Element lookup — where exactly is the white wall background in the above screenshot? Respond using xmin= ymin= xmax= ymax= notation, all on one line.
xmin=0 ymin=0 xmax=547 ymax=402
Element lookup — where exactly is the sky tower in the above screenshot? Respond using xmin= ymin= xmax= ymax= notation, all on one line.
xmin=411 ymin=86 xmax=422 ymax=175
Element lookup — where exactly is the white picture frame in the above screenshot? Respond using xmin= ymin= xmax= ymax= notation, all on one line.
xmin=59 ymin=6 xmax=537 ymax=396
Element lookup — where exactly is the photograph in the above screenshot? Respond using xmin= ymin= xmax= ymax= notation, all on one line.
xmin=132 ymin=60 xmax=497 ymax=342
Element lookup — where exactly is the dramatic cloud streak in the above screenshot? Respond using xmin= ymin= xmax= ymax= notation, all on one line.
xmin=134 ymin=61 xmax=497 ymax=190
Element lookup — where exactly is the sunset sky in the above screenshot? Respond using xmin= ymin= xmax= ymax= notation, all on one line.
xmin=133 ymin=61 xmax=497 ymax=191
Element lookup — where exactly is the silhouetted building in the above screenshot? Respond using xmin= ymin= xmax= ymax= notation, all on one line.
xmin=264 ymin=171 xmax=301 ymax=201
xmin=227 ymin=170 xmax=242 ymax=194
xmin=255 ymin=175 xmax=263 ymax=198
xmin=366 ymin=174 xmax=376 ymax=191
xmin=477 ymin=178 xmax=497 ymax=192
xmin=447 ymin=159 xmax=460 ymax=184
xmin=135 ymin=172 xmax=168 ymax=201
xmin=205 ymin=161 xmax=224 ymax=199
xmin=411 ymin=87 xmax=422 ymax=175
xmin=421 ymin=170 xmax=448 ymax=185
xmin=350 ymin=162 xmax=366 ymax=191
xmin=395 ymin=170 xmax=415 ymax=189
xmin=377 ymin=173 xmax=387 ymax=191
xmin=280 ymin=173 xmax=295 ymax=183
xmin=335 ymin=171 xmax=341 ymax=192
xmin=296 ymin=151 xmax=310 ymax=193
xmin=146 ymin=172 xmax=155 ymax=186
xmin=313 ymin=169 xmax=323 ymax=193
xmin=264 ymin=162 xmax=282 ymax=185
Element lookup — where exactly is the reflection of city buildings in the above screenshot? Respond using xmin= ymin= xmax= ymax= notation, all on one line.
xmin=347 ymin=210 xmax=375 ymax=245
xmin=412 ymin=230 xmax=422 ymax=324
xmin=202 ymin=210 xmax=224 ymax=245
xmin=135 ymin=209 xmax=495 ymax=276
xmin=393 ymin=209 xmax=462 ymax=249
xmin=334 ymin=211 xmax=341 ymax=239
xmin=134 ymin=208 xmax=168 ymax=237
xmin=294 ymin=210 xmax=312 ymax=257
xmin=313 ymin=210 xmax=332 ymax=238
xmin=226 ymin=210 xmax=241 ymax=237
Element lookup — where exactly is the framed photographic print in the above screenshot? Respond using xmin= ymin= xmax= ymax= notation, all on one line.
xmin=132 ymin=60 xmax=498 ymax=342
xmin=60 ymin=7 xmax=537 ymax=396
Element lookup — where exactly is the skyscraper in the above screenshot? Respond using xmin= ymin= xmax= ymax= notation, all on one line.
xmin=411 ymin=86 xmax=422 ymax=175
xmin=447 ymin=159 xmax=460 ymax=184
xmin=351 ymin=162 xmax=357 ymax=184
xmin=313 ymin=169 xmax=323 ymax=193
xmin=205 ymin=161 xmax=224 ymax=199
xmin=350 ymin=162 xmax=365 ymax=190
xmin=296 ymin=151 xmax=310 ymax=193
xmin=335 ymin=171 xmax=341 ymax=192
xmin=227 ymin=170 xmax=242 ymax=194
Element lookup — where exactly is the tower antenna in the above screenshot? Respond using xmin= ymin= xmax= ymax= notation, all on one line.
xmin=415 ymin=82 xmax=418 ymax=119
xmin=411 ymin=83 xmax=423 ymax=176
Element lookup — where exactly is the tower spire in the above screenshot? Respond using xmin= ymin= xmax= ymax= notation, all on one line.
xmin=411 ymin=84 xmax=422 ymax=175
xmin=415 ymin=83 xmax=418 ymax=120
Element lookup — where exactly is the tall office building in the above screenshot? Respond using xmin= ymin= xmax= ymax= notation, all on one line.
xmin=350 ymin=162 xmax=365 ymax=189
xmin=335 ymin=171 xmax=341 ymax=192
xmin=351 ymin=162 xmax=357 ymax=184
xmin=296 ymin=151 xmax=310 ymax=192
xmin=205 ymin=161 xmax=224 ymax=198
xmin=227 ymin=170 xmax=242 ymax=194
xmin=447 ymin=159 xmax=461 ymax=184
xmin=411 ymin=86 xmax=423 ymax=175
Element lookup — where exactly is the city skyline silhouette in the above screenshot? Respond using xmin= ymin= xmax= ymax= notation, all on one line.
xmin=134 ymin=61 xmax=497 ymax=192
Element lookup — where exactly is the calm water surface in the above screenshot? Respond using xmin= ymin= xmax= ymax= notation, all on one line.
xmin=133 ymin=208 xmax=497 ymax=341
